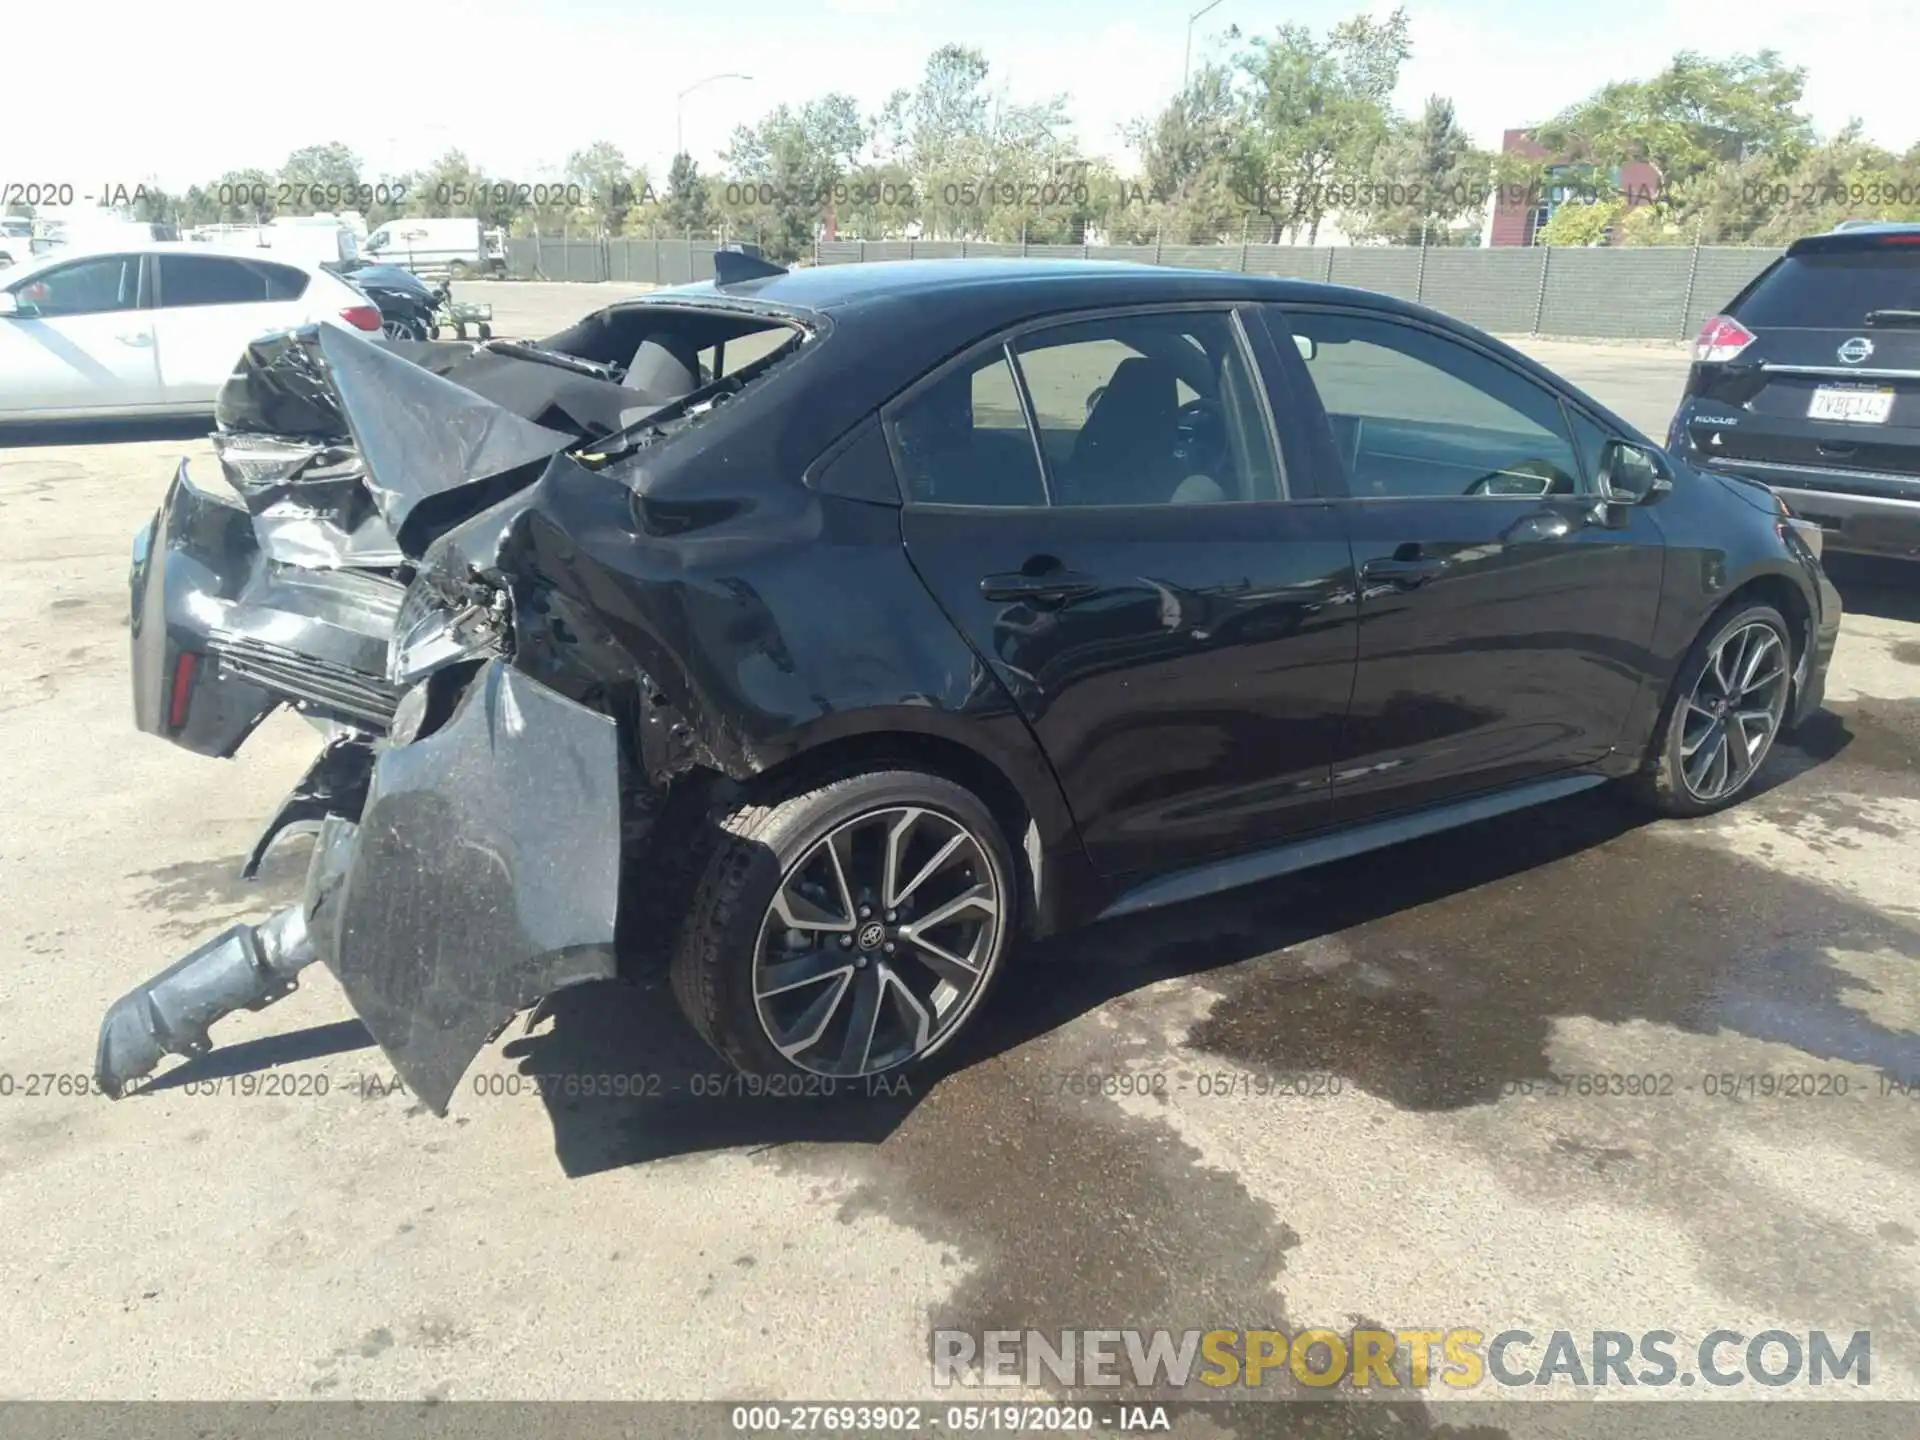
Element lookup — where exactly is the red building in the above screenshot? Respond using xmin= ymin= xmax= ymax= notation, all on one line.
xmin=1487 ymin=129 xmax=1664 ymax=246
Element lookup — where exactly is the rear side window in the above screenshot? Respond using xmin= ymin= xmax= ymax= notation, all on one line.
xmin=158 ymin=254 xmax=309 ymax=307
xmin=1732 ymin=251 xmax=1920 ymax=327
xmin=891 ymin=348 xmax=1049 ymax=506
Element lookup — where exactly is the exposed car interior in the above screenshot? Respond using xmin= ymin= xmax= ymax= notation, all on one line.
xmin=431 ymin=305 xmax=805 ymax=440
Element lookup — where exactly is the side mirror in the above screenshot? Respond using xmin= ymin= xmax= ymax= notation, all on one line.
xmin=0 ymin=291 xmax=32 ymax=318
xmin=1293 ymin=333 xmax=1318 ymax=361
xmin=1598 ymin=439 xmax=1673 ymax=506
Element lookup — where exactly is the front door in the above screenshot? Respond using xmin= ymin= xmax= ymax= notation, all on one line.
xmin=891 ymin=305 xmax=1358 ymax=879
xmin=1263 ymin=305 xmax=1666 ymax=822
xmin=0 ymin=252 xmax=161 ymax=416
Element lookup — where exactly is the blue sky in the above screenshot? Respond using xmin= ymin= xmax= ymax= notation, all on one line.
xmin=6 ymin=0 xmax=1914 ymax=192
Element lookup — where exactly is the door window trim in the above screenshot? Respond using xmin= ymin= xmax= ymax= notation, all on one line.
xmin=881 ymin=301 xmax=1295 ymax=510
xmin=1264 ymin=301 xmax=1602 ymax=502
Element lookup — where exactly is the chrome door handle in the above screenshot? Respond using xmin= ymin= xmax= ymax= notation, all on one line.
xmin=117 ymin=331 xmax=153 ymax=347
xmin=980 ymin=570 xmax=1101 ymax=604
xmin=1361 ymin=555 xmax=1447 ymax=588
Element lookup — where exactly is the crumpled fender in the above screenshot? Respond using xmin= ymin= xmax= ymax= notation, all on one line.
xmin=319 ymin=659 xmax=622 ymax=1113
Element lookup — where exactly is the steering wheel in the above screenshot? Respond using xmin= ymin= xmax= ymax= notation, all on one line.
xmin=1175 ymin=396 xmax=1227 ymax=474
xmin=1464 ymin=463 xmax=1563 ymax=498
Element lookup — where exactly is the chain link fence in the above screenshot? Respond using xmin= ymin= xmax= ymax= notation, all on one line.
xmin=503 ymin=235 xmax=1784 ymax=341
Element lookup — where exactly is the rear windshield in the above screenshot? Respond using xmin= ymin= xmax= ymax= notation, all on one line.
xmin=1733 ymin=250 xmax=1920 ymax=328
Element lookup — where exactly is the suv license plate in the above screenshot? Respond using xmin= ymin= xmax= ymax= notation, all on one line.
xmin=1808 ymin=386 xmax=1894 ymax=424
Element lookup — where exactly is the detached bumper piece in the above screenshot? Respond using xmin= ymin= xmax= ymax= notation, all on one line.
xmin=95 ymin=661 xmax=624 ymax=1114
xmin=95 ymin=883 xmax=324 ymax=1099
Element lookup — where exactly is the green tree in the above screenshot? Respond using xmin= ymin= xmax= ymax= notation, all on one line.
xmin=1231 ymin=6 xmax=1414 ymax=244
xmin=719 ymin=93 xmax=868 ymax=259
xmin=876 ymin=44 xmax=1086 ymax=241
xmin=565 ymin=141 xmax=646 ymax=233
xmin=1533 ymin=50 xmax=1816 ymax=236
xmin=207 ymin=168 xmax=277 ymax=222
xmin=403 ymin=149 xmax=521 ymax=231
xmin=278 ymin=143 xmax=363 ymax=212
xmin=659 ymin=152 xmax=717 ymax=236
xmin=1536 ymin=198 xmax=1622 ymax=246
xmin=1121 ymin=62 xmax=1243 ymax=242
xmin=1359 ymin=95 xmax=1493 ymax=244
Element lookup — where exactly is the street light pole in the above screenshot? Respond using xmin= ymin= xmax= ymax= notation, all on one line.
xmin=676 ymin=72 xmax=753 ymax=161
xmin=1183 ymin=0 xmax=1226 ymax=91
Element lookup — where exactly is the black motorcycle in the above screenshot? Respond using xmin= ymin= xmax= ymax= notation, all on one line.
xmin=332 ymin=261 xmax=446 ymax=342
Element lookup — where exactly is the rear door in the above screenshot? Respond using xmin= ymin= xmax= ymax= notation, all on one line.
xmin=151 ymin=253 xmax=312 ymax=405
xmin=0 ymin=252 xmax=161 ymax=415
xmin=1261 ymin=304 xmax=1665 ymax=823
xmin=890 ymin=304 xmax=1358 ymax=879
xmin=1694 ymin=236 xmax=1920 ymax=490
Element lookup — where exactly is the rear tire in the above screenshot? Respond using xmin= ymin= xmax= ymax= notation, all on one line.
xmin=670 ymin=769 xmax=1016 ymax=1080
xmin=1629 ymin=601 xmax=1794 ymax=817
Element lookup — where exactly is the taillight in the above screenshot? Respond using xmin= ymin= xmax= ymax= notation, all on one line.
xmin=340 ymin=304 xmax=383 ymax=332
xmin=1693 ymin=314 xmax=1755 ymax=364
xmin=168 ymin=651 xmax=198 ymax=728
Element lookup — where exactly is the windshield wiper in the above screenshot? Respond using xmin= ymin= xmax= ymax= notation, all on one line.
xmin=1864 ymin=309 xmax=1920 ymax=328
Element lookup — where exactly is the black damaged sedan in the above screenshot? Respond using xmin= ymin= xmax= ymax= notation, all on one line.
xmin=98 ymin=254 xmax=1842 ymax=1115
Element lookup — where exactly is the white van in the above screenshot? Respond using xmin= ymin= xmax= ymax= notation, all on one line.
xmin=192 ymin=219 xmax=358 ymax=268
xmin=360 ymin=217 xmax=506 ymax=277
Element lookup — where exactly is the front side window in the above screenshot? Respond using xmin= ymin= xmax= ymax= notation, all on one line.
xmin=1284 ymin=311 xmax=1583 ymax=499
xmin=13 ymin=255 xmax=139 ymax=316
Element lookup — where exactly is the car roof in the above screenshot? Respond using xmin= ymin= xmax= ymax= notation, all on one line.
xmin=639 ymin=257 xmax=1324 ymax=313
xmin=5 ymin=241 xmax=337 ymax=281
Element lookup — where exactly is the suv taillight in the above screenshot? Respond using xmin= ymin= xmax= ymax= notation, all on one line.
xmin=1693 ymin=314 xmax=1755 ymax=364
xmin=340 ymin=304 xmax=383 ymax=332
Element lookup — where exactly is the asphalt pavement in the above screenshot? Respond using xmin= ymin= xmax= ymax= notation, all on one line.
xmin=0 ymin=280 xmax=1915 ymax=1423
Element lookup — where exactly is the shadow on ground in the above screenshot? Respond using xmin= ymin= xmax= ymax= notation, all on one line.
xmin=1825 ymin=554 xmax=1920 ymax=624
xmin=1 ymin=417 xmax=212 ymax=449
xmin=494 ymin=700 xmax=1915 ymax=1179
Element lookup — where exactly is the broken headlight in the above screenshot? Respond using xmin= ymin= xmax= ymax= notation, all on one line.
xmin=387 ymin=580 xmax=509 ymax=688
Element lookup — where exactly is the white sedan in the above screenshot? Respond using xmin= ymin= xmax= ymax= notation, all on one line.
xmin=0 ymin=242 xmax=382 ymax=421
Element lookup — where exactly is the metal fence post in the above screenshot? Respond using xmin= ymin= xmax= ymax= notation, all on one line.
xmin=1154 ymin=226 xmax=1163 ymax=265
xmin=1415 ymin=235 xmax=1427 ymax=304
xmin=860 ymin=240 xmax=867 ymax=262
xmin=1021 ymin=222 xmax=1029 ymax=257
xmin=908 ymin=238 xmax=916 ymax=260
xmin=1322 ymin=247 xmax=1334 ymax=283
xmin=1531 ymin=244 xmax=1551 ymax=335
xmin=1679 ymin=238 xmax=1701 ymax=338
